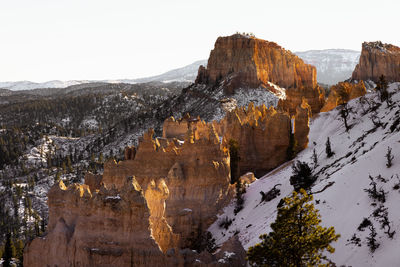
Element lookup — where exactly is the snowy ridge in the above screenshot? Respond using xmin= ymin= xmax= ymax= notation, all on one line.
xmin=0 ymin=60 xmax=207 ymax=91
xmin=295 ymin=49 xmax=360 ymax=85
xmin=209 ymin=83 xmax=400 ymax=266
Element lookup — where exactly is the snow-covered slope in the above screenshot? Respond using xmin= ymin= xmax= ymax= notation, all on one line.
xmin=295 ymin=49 xmax=360 ymax=85
xmin=210 ymin=83 xmax=400 ymax=266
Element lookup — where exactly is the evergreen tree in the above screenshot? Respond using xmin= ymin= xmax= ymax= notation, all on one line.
xmin=229 ymin=139 xmax=240 ymax=184
xmin=385 ymin=146 xmax=394 ymax=168
xmin=234 ymin=180 xmax=246 ymax=215
xmin=3 ymin=232 xmax=15 ymax=267
xmin=290 ymin=161 xmax=316 ymax=192
xmin=247 ymin=190 xmax=340 ymax=266
xmin=375 ymin=74 xmax=389 ymax=103
xmin=337 ymin=85 xmax=351 ymax=132
xmin=367 ymin=224 xmax=379 ymax=253
xmin=325 ymin=137 xmax=334 ymax=158
xmin=311 ymin=148 xmax=318 ymax=169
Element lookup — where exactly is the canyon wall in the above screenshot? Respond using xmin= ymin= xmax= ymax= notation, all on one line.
xmin=352 ymin=41 xmax=400 ymax=83
xmin=196 ymin=34 xmax=325 ymax=114
xmin=164 ymin=101 xmax=311 ymax=177
xmin=25 ymin=124 xmax=239 ymax=266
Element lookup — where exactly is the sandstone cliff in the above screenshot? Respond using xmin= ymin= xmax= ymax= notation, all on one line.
xmin=24 ymin=126 xmax=243 ymax=266
xmin=196 ymin=34 xmax=325 ymax=114
xmin=321 ymin=81 xmax=367 ymax=112
xmin=164 ymin=101 xmax=311 ymax=177
xmin=352 ymin=41 xmax=400 ymax=83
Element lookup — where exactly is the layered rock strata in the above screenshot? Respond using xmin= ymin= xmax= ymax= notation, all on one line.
xmin=352 ymin=41 xmax=400 ymax=83
xmin=196 ymin=34 xmax=325 ymax=114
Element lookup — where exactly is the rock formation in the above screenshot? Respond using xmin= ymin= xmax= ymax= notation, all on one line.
xmin=352 ymin=41 xmax=400 ymax=83
xmin=25 ymin=123 xmax=238 ymax=266
xmin=163 ymin=101 xmax=311 ymax=177
xmin=321 ymin=81 xmax=367 ymax=112
xmin=24 ymin=179 xmax=170 ymax=267
xmin=196 ymin=34 xmax=325 ymax=114
xmin=218 ymin=102 xmax=310 ymax=176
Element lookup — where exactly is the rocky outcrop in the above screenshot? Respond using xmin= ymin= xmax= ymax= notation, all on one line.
xmin=222 ymin=101 xmax=310 ymax=176
xmin=294 ymin=98 xmax=312 ymax=151
xmin=196 ymin=34 xmax=317 ymax=89
xmin=277 ymin=85 xmax=325 ymax=115
xmin=321 ymin=81 xmax=367 ymax=112
xmin=352 ymin=41 xmax=400 ymax=83
xmin=93 ymin=127 xmax=232 ymax=248
xmin=24 ymin=179 xmax=170 ymax=267
xmin=196 ymin=34 xmax=325 ymax=114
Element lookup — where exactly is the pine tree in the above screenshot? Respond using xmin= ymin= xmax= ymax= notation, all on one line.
xmin=234 ymin=180 xmax=246 ymax=215
xmin=325 ymin=137 xmax=334 ymax=158
xmin=289 ymin=161 xmax=316 ymax=192
xmin=376 ymin=74 xmax=389 ymax=103
xmin=367 ymin=224 xmax=379 ymax=253
xmin=337 ymin=85 xmax=351 ymax=132
xmin=3 ymin=232 xmax=15 ymax=267
xmin=229 ymin=139 xmax=240 ymax=184
xmin=247 ymin=189 xmax=340 ymax=267
xmin=311 ymin=148 xmax=318 ymax=168
xmin=386 ymin=146 xmax=394 ymax=168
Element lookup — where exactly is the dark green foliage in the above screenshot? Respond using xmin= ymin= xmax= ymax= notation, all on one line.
xmin=289 ymin=161 xmax=316 ymax=191
xmin=375 ymin=74 xmax=389 ymax=103
xmin=229 ymin=139 xmax=240 ymax=184
xmin=325 ymin=137 xmax=334 ymax=158
xmin=3 ymin=232 xmax=15 ymax=267
xmin=247 ymin=190 xmax=340 ymax=266
xmin=385 ymin=146 xmax=394 ymax=168
xmin=234 ymin=180 xmax=246 ymax=215
xmin=187 ymin=225 xmax=217 ymax=253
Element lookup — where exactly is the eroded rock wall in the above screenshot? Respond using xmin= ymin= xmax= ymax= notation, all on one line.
xmin=352 ymin=41 xmax=400 ymax=83
xmin=24 ymin=179 xmax=169 ymax=267
xmin=196 ymin=34 xmax=325 ymax=114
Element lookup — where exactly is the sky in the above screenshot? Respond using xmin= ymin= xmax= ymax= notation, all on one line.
xmin=0 ymin=0 xmax=399 ymax=82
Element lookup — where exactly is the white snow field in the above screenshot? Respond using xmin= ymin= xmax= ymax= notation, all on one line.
xmin=209 ymin=82 xmax=400 ymax=266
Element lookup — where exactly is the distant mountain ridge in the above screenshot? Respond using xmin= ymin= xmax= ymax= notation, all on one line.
xmin=0 ymin=49 xmax=360 ymax=91
xmin=295 ymin=49 xmax=360 ymax=85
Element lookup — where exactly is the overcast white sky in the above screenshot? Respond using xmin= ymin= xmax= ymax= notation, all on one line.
xmin=0 ymin=0 xmax=398 ymax=82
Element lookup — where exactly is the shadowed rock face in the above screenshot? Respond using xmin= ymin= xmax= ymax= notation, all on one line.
xmin=196 ymin=34 xmax=325 ymax=115
xmin=352 ymin=41 xmax=400 ymax=83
